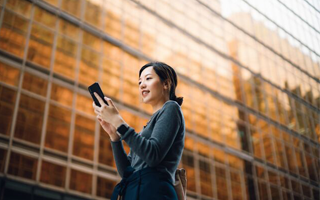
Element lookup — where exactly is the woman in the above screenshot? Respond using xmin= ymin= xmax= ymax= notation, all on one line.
xmin=93 ymin=62 xmax=185 ymax=200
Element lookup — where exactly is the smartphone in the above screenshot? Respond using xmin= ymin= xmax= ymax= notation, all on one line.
xmin=88 ymin=82 xmax=109 ymax=107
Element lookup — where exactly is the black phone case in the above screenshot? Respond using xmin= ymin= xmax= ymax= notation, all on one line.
xmin=88 ymin=82 xmax=108 ymax=107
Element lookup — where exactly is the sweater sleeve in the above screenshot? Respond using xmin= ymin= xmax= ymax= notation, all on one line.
xmin=121 ymin=102 xmax=182 ymax=167
xmin=110 ymin=140 xmax=132 ymax=177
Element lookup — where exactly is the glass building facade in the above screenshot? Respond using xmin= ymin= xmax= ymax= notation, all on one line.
xmin=0 ymin=0 xmax=319 ymax=199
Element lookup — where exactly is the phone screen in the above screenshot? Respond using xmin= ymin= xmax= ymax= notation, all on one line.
xmin=88 ymin=82 xmax=109 ymax=107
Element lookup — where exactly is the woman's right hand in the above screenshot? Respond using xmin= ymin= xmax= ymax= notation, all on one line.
xmin=97 ymin=116 xmax=120 ymax=142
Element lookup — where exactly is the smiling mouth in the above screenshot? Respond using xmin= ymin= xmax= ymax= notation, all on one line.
xmin=142 ymin=91 xmax=149 ymax=97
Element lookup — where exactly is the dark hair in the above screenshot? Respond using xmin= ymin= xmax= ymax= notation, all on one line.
xmin=139 ymin=62 xmax=183 ymax=106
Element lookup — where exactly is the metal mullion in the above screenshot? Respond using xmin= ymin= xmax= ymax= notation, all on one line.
xmin=35 ymin=10 xmax=59 ymax=183
xmin=65 ymin=3 xmax=84 ymax=191
xmin=224 ymin=154 xmax=233 ymax=200
xmin=92 ymin=0 xmax=105 ymax=195
xmin=4 ymin=1 xmax=35 ymax=175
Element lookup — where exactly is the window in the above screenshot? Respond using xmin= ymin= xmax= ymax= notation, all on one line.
xmin=69 ymin=169 xmax=92 ymax=194
xmin=99 ymin=128 xmax=115 ymax=167
xmin=215 ymin=166 xmax=229 ymax=200
xmin=27 ymin=23 xmax=54 ymax=69
xmin=96 ymin=176 xmax=117 ymax=198
xmin=0 ymin=10 xmax=29 ymax=58
xmin=8 ymin=152 xmax=38 ymax=180
xmin=0 ymin=148 xmax=7 ymax=173
xmin=73 ymin=114 xmax=95 ymax=160
xmin=15 ymin=94 xmax=45 ymax=144
xmin=199 ymin=159 xmax=213 ymax=197
xmin=45 ymin=104 xmax=71 ymax=153
xmin=40 ymin=160 xmax=66 ymax=188
xmin=53 ymin=35 xmax=78 ymax=79
xmin=22 ymin=72 xmax=48 ymax=96
xmin=0 ymin=85 xmax=17 ymax=136
xmin=78 ymin=47 xmax=100 ymax=86
xmin=181 ymin=153 xmax=196 ymax=192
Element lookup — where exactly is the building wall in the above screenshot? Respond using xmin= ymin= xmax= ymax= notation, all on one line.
xmin=0 ymin=0 xmax=319 ymax=200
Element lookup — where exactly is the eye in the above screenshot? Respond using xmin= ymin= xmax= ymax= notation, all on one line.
xmin=138 ymin=81 xmax=141 ymax=85
xmin=146 ymin=77 xmax=152 ymax=80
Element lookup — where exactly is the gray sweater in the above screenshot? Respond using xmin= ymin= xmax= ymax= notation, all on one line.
xmin=111 ymin=100 xmax=185 ymax=183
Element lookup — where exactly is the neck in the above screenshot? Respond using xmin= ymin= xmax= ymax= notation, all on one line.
xmin=152 ymin=96 xmax=169 ymax=114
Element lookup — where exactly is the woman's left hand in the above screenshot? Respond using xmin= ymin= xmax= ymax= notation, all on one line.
xmin=93 ymin=93 xmax=124 ymax=129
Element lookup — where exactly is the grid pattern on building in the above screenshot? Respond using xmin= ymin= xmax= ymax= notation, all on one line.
xmin=0 ymin=0 xmax=319 ymax=199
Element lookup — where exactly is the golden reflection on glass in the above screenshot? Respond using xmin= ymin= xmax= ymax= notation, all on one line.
xmin=256 ymin=165 xmax=266 ymax=180
xmin=15 ymin=94 xmax=45 ymax=144
xmin=141 ymin=30 xmax=155 ymax=56
xmin=257 ymin=180 xmax=268 ymax=200
xmin=99 ymin=127 xmax=115 ymax=168
xmin=50 ymin=83 xmax=73 ymax=107
xmin=27 ymin=23 xmax=54 ymax=68
xmin=193 ymin=100 xmax=209 ymax=138
xmin=0 ymin=86 xmax=16 ymax=136
xmin=230 ymin=171 xmax=243 ymax=200
xmin=274 ymin=140 xmax=286 ymax=169
xmin=53 ymin=35 xmax=77 ymax=79
xmin=123 ymin=17 xmax=140 ymax=49
xmin=295 ymin=149 xmax=307 ymax=178
xmin=181 ymin=153 xmax=196 ymax=192
xmin=262 ymin=134 xmax=275 ymax=165
xmin=268 ymin=170 xmax=278 ymax=185
xmin=202 ymin=65 xmax=218 ymax=92
xmin=96 ymin=176 xmax=117 ymax=198
xmin=305 ymin=154 xmax=317 ymax=182
xmin=104 ymin=8 xmax=122 ymax=40
xmin=250 ymin=123 xmax=263 ymax=159
xmin=213 ymin=148 xmax=226 ymax=164
xmin=76 ymin=93 xmax=95 ymax=115
xmin=22 ymin=72 xmax=48 ymax=96
xmin=215 ymin=166 xmax=229 ymax=200
xmin=0 ymin=148 xmax=7 ymax=173
xmin=78 ymin=47 xmax=99 ymax=86
xmin=0 ymin=62 xmax=20 ymax=86
xmin=181 ymin=98 xmax=192 ymax=131
xmin=83 ymin=31 xmax=101 ymax=52
xmin=8 ymin=152 xmax=37 ymax=180
xmin=58 ymin=19 xmax=79 ymax=39
xmin=70 ymin=169 xmax=92 ymax=194
xmin=45 ymin=104 xmax=71 ymax=153
xmin=184 ymin=136 xmax=194 ymax=151
xmin=61 ymin=0 xmax=82 ymax=18
xmin=73 ymin=114 xmax=95 ymax=160
xmin=119 ymin=109 xmax=141 ymax=132
xmin=84 ymin=0 xmax=102 ymax=28
xmin=122 ymin=53 xmax=140 ymax=108
xmin=33 ymin=6 xmax=57 ymax=27
xmin=101 ymin=58 xmax=121 ymax=100
xmin=228 ymin=154 xmax=243 ymax=170
xmin=5 ymin=0 xmax=32 ymax=18
xmin=199 ymin=159 xmax=213 ymax=197
xmin=197 ymin=142 xmax=210 ymax=158
xmin=42 ymin=0 xmax=58 ymax=6
xmin=103 ymin=41 xmax=122 ymax=62
xmin=284 ymin=145 xmax=298 ymax=175
xmin=40 ymin=160 xmax=66 ymax=187
xmin=0 ymin=10 xmax=29 ymax=58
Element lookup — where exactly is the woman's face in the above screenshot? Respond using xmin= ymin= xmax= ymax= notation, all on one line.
xmin=139 ymin=67 xmax=168 ymax=105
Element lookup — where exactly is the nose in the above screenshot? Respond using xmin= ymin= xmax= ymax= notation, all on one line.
xmin=140 ymin=80 xmax=146 ymax=89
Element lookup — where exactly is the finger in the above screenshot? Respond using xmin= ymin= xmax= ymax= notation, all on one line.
xmin=105 ymin=97 xmax=115 ymax=108
xmin=94 ymin=92 xmax=106 ymax=106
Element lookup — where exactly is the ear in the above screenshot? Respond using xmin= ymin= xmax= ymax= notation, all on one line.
xmin=163 ymin=79 xmax=170 ymax=90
